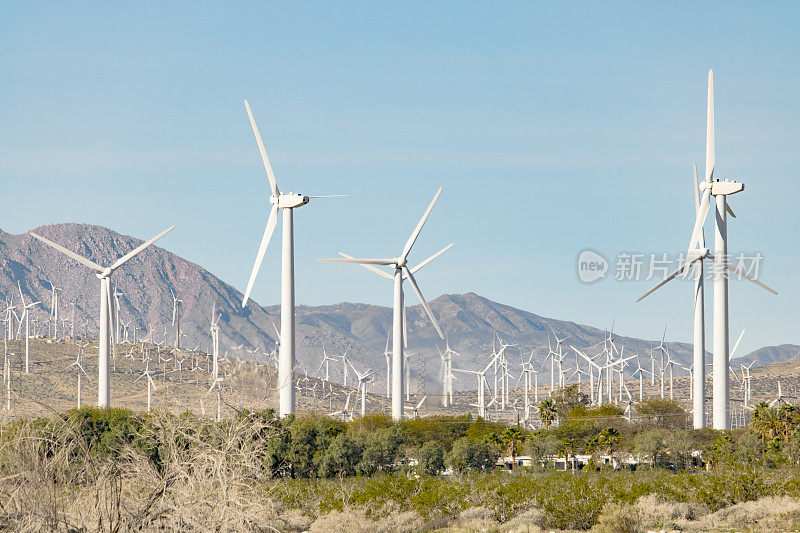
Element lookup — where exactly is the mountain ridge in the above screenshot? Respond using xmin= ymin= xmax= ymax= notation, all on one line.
xmin=1 ymin=223 xmax=795 ymax=389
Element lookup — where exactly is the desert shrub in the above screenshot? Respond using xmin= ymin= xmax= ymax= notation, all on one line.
xmin=400 ymin=414 xmax=470 ymax=448
xmin=464 ymin=417 xmax=507 ymax=442
xmin=632 ymin=428 xmax=664 ymax=468
xmin=317 ymin=432 xmax=365 ymax=478
xmin=635 ymin=398 xmax=688 ymax=428
xmin=594 ymin=501 xmax=643 ymax=533
xmin=416 ymin=441 xmax=445 ymax=475
xmin=357 ymin=426 xmax=404 ymax=475
xmin=448 ymin=437 xmax=497 ymax=473
xmin=552 ymin=383 xmax=591 ymax=419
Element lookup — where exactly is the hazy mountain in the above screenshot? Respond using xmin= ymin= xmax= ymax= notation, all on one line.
xmin=733 ymin=344 xmax=800 ymax=368
xmin=3 ymin=223 xmax=792 ymax=390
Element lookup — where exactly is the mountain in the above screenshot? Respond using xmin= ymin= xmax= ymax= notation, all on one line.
xmin=0 ymin=223 xmax=783 ymax=390
xmin=733 ymin=344 xmax=800 ymax=368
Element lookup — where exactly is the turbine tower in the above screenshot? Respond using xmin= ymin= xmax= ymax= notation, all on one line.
xmin=319 ymin=188 xmax=451 ymax=420
xmin=240 ymin=100 xmax=341 ymax=418
xmin=640 ymin=70 xmax=776 ymax=430
xmin=171 ymin=289 xmax=182 ymax=349
xmin=30 ymin=226 xmax=174 ymax=408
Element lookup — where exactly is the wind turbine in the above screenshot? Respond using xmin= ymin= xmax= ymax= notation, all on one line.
xmin=319 ymin=187 xmax=451 ymax=420
xmin=207 ymin=362 xmax=225 ymax=421
xmin=572 ymin=347 xmax=601 ymax=405
xmin=113 ymin=285 xmax=124 ymax=348
xmin=630 ymin=356 xmax=652 ymax=401
xmin=16 ymin=282 xmax=40 ymax=374
xmin=30 ymin=225 xmax=175 ymax=408
xmin=442 ymin=338 xmax=460 ymax=405
xmin=349 ymin=361 xmax=375 ymax=417
xmin=405 ymin=395 xmax=428 ymax=419
xmin=452 ymin=353 xmax=499 ymax=419
xmin=330 ymin=392 xmax=354 ymax=421
xmin=240 ymin=100 xmax=342 ymax=418
xmin=49 ymin=282 xmax=60 ymax=340
xmin=69 ymin=341 xmax=90 ymax=408
xmin=136 ymin=358 xmax=157 ymax=414
xmin=316 ymin=343 xmax=337 ymax=384
xmin=382 ymin=331 xmax=392 ymax=399
xmin=170 ymin=289 xmax=183 ymax=349
xmin=640 ymin=70 xmax=777 ymax=430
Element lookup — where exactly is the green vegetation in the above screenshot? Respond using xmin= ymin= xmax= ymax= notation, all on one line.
xmin=4 ymin=392 xmax=800 ymax=530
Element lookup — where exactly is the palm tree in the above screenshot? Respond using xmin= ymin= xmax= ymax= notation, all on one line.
xmin=539 ymin=399 xmax=556 ymax=429
xmin=504 ymin=426 xmax=525 ymax=469
xmin=598 ymin=427 xmax=620 ymax=456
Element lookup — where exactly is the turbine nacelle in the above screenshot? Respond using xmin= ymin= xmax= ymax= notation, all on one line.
xmin=95 ymin=268 xmax=114 ymax=280
xmin=700 ymin=179 xmax=745 ymax=196
xmin=272 ymin=193 xmax=310 ymax=209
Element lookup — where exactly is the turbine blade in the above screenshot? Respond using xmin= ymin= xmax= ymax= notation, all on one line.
xmin=687 ymin=190 xmax=711 ymax=253
xmin=17 ymin=282 xmax=25 ymax=307
xmin=242 ymin=204 xmax=279 ymax=307
xmin=29 ymin=232 xmax=104 ymax=272
xmin=636 ymin=259 xmax=698 ymax=302
xmin=403 ymin=267 xmax=444 ymax=339
xmin=692 ymin=164 xmax=700 ymax=214
xmin=402 ymin=291 xmax=408 ymax=349
xmin=726 ymin=263 xmax=778 ymax=295
xmin=410 ymin=243 xmax=453 ymax=274
xmin=111 ymin=225 xmax=175 ymax=271
xmin=318 ymin=257 xmax=396 ymax=266
xmin=307 ymin=195 xmax=347 ymax=198
xmin=730 ymin=329 xmax=745 ymax=359
xmin=338 ymin=252 xmax=393 ymax=280
xmin=706 ymin=69 xmax=715 ymax=182
xmin=401 ymin=187 xmax=442 ymax=260
xmin=244 ymin=99 xmax=279 ymax=197
xmin=726 ymin=203 xmax=736 ymax=218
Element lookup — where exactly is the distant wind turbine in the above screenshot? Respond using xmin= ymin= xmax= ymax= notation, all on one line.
xmin=319 ymin=188 xmax=451 ymax=420
xmin=30 ymin=225 xmax=175 ymax=408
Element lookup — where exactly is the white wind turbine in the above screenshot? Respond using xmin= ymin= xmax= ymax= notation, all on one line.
xmin=30 ymin=225 xmax=175 ymax=408
xmin=316 ymin=344 xmax=337 ymax=384
xmin=319 ymin=187 xmax=451 ymax=420
xmin=113 ymin=285 xmax=124 ymax=348
xmin=405 ymin=395 xmax=428 ymax=419
xmin=69 ymin=341 xmax=91 ymax=408
xmin=207 ymin=364 xmax=225 ymax=422
xmin=630 ymin=356 xmax=652 ymax=401
xmin=572 ymin=347 xmax=602 ymax=405
xmin=442 ymin=338 xmax=460 ymax=406
xmin=349 ymin=361 xmax=375 ymax=417
xmin=170 ymin=289 xmax=183 ymax=349
xmin=382 ymin=331 xmax=392 ymax=399
xmin=518 ymin=350 xmax=540 ymax=422
xmin=452 ymin=352 xmax=499 ymax=419
xmin=330 ymin=392 xmax=354 ymax=422
xmin=49 ymin=282 xmax=61 ymax=340
xmin=16 ymin=282 xmax=40 ymax=374
xmin=136 ymin=358 xmax=157 ymax=414
xmin=4 ymin=352 xmax=13 ymax=411
xmin=639 ymin=70 xmax=777 ymax=430
xmin=240 ymin=100 xmax=343 ymax=419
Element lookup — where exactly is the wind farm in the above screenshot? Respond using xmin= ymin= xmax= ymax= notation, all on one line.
xmin=2 ymin=3 xmax=799 ymax=531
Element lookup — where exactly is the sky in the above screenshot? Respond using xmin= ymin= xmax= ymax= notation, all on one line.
xmin=1 ymin=2 xmax=798 ymax=356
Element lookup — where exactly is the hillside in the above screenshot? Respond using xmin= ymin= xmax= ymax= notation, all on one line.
xmin=0 ymin=223 xmax=794 ymax=393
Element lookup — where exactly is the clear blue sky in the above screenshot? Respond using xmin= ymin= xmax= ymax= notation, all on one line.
xmin=2 ymin=2 xmax=798 ymax=355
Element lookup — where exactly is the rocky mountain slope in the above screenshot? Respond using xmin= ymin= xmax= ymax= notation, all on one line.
xmin=0 ymin=223 xmax=793 ymax=389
